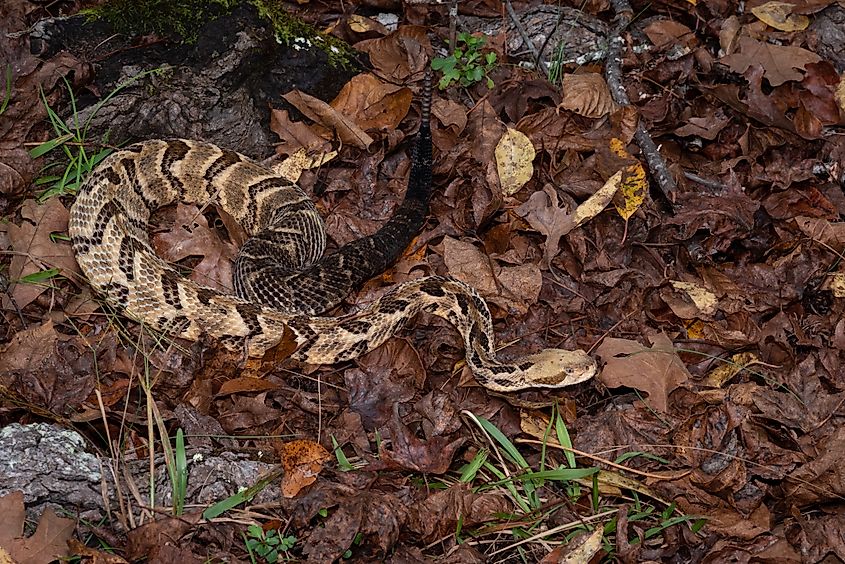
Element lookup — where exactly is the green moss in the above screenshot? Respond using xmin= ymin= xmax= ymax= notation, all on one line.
xmin=84 ymin=0 xmax=356 ymax=68
xmin=251 ymin=0 xmax=355 ymax=68
xmin=82 ymin=0 xmax=238 ymax=44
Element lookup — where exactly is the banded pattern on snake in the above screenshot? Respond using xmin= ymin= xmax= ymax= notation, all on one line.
xmin=68 ymin=75 xmax=597 ymax=392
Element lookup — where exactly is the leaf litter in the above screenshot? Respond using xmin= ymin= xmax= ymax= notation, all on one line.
xmin=1 ymin=0 xmax=845 ymax=561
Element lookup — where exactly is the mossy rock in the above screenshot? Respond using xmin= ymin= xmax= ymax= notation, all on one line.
xmin=84 ymin=0 xmax=355 ymax=67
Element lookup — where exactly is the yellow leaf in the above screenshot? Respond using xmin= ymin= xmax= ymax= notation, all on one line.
xmin=702 ymin=352 xmax=760 ymax=388
xmin=609 ymin=137 xmax=629 ymax=158
xmin=686 ymin=320 xmax=706 ymax=340
xmin=751 ymin=1 xmax=809 ymax=32
xmin=271 ymin=147 xmax=337 ymax=183
xmin=573 ymin=170 xmax=623 ymax=227
xmin=614 ymin=162 xmax=647 ymax=220
xmin=670 ymin=280 xmax=718 ymax=315
xmin=825 ymin=272 xmax=845 ymax=298
xmin=495 ymin=127 xmax=536 ymax=196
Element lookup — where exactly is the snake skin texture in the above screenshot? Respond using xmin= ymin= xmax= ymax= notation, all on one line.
xmin=68 ymin=75 xmax=597 ymax=391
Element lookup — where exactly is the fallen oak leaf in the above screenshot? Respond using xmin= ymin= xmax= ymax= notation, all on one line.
xmin=517 ymin=171 xmax=622 ymax=266
xmin=0 ymin=492 xmax=75 ymax=564
xmin=152 ymin=203 xmax=237 ymax=293
xmin=594 ymin=332 xmax=691 ymax=413
xmin=330 ymin=73 xmax=413 ymax=133
xmin=283 ymin=90 xmax=373 ymax=149
xmin=719 ymin=36 xmax=820 ymax=87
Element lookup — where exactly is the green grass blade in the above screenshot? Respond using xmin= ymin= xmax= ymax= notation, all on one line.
xmin=203 ymin=466 xmax=284 ymax=520
xmin=18 ymin=268 xmax=62 ymax=284
xmin=330 ymin=435 xmax=354 ymax=471
xmin=471 ymin=414 xmax=528 ymax=468
xmin=0 ymin=64 xmax=11 ymax=115
xmin=173 ymin=429 xmax=187 ymax=516
xmin=29 ymin=133 xmax=75 ymax=158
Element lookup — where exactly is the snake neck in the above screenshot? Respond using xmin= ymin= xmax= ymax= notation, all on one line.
xmin=287 ymin=275 xmax=596 ymax=391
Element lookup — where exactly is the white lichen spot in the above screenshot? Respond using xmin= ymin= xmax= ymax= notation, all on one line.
xmin=192 ymin=453 xmax=203 ymax=464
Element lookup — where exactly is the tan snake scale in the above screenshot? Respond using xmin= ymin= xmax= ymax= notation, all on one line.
xmin=68 ymin=77 xmax=597 ymax=392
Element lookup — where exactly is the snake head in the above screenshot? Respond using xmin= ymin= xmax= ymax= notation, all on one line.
xmin=521 ymin=348 xmax=597 ymax=389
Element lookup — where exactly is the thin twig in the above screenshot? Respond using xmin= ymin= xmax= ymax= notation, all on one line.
xmin=605 ymin=0 xmax=677 ymax=208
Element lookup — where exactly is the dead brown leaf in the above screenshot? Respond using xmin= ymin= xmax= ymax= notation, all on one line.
xmin=4 ymin=198 xmax=80 ymax=310
xmin=345 ymin=339 xmax=422 ymax=430
xmin=353 ymin=26 xmax=430 ymax=83
xmin=152 ymin=203 xmax=237 ymax=293
xmin=370 ymin=410 xmax=465 ymax=474
xmin=331 ymin=73 xmax=412 ymax=133
xmin=283 ymin=90 xmax=373 ymax=149
xmin=559 ymin=73 xmax=618 ymax=118
xmin=441 ymin=236 xmax=542 ymax=316
xmin=516 ymin=185 xmax=576 ymax=266
xmin=595 ymin=333 xmax=691 ymax=413
xmin=0 ymin=491 xmax=75 ymax=564
xmin=0 ymin=321 xmax=96 ymax=413
xmin=279 ymin=439 xmax=331 ymax=498
xmin=644 ymin=19 xmax=696 ymax=50
xmin=125 ymin=511 xmax=203 ymax=561
xmin=269 ymin=107 xmax=331 ymax=157
xmin=719 ymin=36 xmax=821 ymax=86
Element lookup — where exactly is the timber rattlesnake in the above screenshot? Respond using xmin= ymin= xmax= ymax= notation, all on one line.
xmin=68 ymin=75 xmax=596 ymax=392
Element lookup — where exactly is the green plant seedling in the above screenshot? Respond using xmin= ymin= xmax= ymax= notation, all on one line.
xmin=431 ymin=32 xmax=497 ymax=90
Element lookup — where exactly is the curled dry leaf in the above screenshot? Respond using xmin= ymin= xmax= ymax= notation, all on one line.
xmin=494 ymin=127 xmax=535 ymax=196
xmin=560 ymin=73 xmax=618 ymax=118
xmin=269 ymin=107 xmax=332 ymax=157
xmin=353 ymin=26 xmax=431 ymax=83
xmin=595 ymin=332 xmax=691 ymax=413
xmin=280 ymin=439 xmax=331 ymax=498
xmin=283 ymin=90 xmax=373 ymax=149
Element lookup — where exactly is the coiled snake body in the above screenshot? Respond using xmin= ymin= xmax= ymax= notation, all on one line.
xmin=68 ymin=79 xmax=596 ymax=392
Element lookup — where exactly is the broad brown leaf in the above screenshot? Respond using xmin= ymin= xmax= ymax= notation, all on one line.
xmin=595 ymin=333 xmax=691 ymax=413
xmin=152 ymin=203 xmax=237 ymax=293
xmin=0 ymin=492 xmax=75 ymax=564
xmin=331 ymin=73 xmax=412 ymax=133
xmin=5 ymin=198 xmax=80 ymax=310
